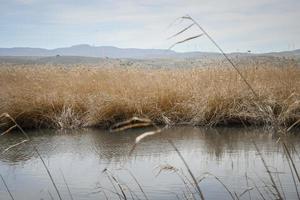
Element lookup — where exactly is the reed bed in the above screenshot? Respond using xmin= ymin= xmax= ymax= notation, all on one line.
xmin=0 ymin=59 xmax=299 ymax=129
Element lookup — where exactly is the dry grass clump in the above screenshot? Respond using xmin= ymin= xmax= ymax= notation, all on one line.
xmin=0 ymin=60 xmax=299 ymax=129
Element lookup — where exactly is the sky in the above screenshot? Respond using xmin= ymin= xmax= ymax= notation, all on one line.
xmin=0 ymin=0 xmax=299 ymax=53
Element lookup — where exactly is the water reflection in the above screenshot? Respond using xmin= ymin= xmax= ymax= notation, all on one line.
xmin=0 ymin=127 xmax=299 ymax=165
xmin=0 ymin=127 xmax=299 ymax=200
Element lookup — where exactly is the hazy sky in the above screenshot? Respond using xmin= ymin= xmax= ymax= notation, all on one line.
xmin=1 ymin=0 xmax=299 ymax=52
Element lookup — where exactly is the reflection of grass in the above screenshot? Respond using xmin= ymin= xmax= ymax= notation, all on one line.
xmin=1 ymin=114 xmax=300 ymax=199
xmin=0 ymin=61 xmax=300 ymax=129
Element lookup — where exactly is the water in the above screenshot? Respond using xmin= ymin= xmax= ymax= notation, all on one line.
xmin=0 ymin=127 xmax=299 ymax=200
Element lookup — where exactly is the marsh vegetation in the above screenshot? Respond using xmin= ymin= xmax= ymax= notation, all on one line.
xmin=1 ymin=57 xmax=300 ymax=200
xmin=0 ymin=58 xmax=299 ymax=130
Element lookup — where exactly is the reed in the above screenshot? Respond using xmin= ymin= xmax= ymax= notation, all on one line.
xmin=0 ymin=174 xmax=15 ymax=200
xmin=48 ymin=191 xmax=55 ymax=200
xmin=35 ymin=147 xmax=63 ymax=200
xmin=126 ymin=169 xmax=149 ymax=200
xmin=253 ymin=142 xmax=283 ymax=200
xmin=0 ymin=59 xmax=299 ymax=129
xmin=282 ymin=143 xmax=300 ymax=183
xmin=60 ymin=169 xmax=74 ymax=200
xmin=282 ymin=142 xmax=300 ymax=199
xmin=0 ymin=113 xmax=63 ymax=200
xmin=103 ymin=169 xmax=127 ymax=200
xmin=169 ymin=140 xmax=205 ymax=200
xmin=203 ymin=173 xmax=235 ymax=200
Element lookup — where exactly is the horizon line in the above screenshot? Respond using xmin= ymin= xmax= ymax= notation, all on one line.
xmin=0 ymin=44 xmax=299 ymax=54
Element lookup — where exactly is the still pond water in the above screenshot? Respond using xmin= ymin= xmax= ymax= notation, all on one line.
xmin=0 ymin=127 xmax=299 ymax=200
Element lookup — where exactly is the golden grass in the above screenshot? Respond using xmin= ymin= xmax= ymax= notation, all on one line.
xmin=0 ymin=60 xmax=299 ymax=129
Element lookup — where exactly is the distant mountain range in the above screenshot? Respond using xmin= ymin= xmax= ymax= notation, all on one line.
xmin=0 ymin=44 xmax=299 ymax=59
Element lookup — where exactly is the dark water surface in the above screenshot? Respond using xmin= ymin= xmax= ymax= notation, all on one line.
xmin=0 ymin=127 xmax=299 ymax=200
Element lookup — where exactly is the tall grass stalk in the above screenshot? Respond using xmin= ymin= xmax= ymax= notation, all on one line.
xmin=245 ymin=173 xmax=252 ymax=200
xmin=104 ymin=169 xmax=127 ymax=200
xmin=104 ymin=173 xmax=122 ymax=200
xmin=126 ymin=169 xmax=149 ymax=200
xmin=35 ymin=147 xmax=63 ymax=200
xmin=1 ymin=113 xmax=63 ymax=200
xmin=282 ymin=143 xmax=300 ymax=183
xmin=204 ymin=173 xmax=235 ymax=200
xmin=170 ymin=15 xmax=258 ymax=98
xmin=156 ymin=164 xmax=196 ymax=199
xmin=48 ymin=191 xmax=55 ymax=200
xmin=275 ymin=168 xmax=287 ymax=200
xmin=60 ymin=169 xmax=74 ymax=200
xmin=253 ymin=142 xmax=283 ymax=200
xmin=282 ymin=143 xmax=300 ymax=199
xmin=0 ymin=174 xmax=15 ymax=200
xmin=169 ymin=140 xmax=205 ymax=200
xmin=241 ymin=174 xmax=267 ymax=200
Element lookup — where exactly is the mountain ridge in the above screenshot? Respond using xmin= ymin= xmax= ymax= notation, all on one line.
xmin=0 ymin=44 xmax=299 ymax=59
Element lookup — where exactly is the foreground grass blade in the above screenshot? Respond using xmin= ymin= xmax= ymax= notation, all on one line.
xmin=1 ymin=113 xmax=63 ymax=200
xmin=0 ymin=174 xmax=15 ymax=200
xmin=169 ymin=34 xmax=204 ymax=49
xmin=35 ymin=147 xmax=63 ymax=200
xmin=104 ymin=169 xmax=127 ymax=200
xmin=282 ymin=143 xmax=300 ymax=183
xmin=282 ymin=143 xmax=300 ymax=199
xmin=253 ymin=142 xmax=283 ymax=200
xmin=172 ymin=15 xmax=259 ymax=99
xmin=167 ymin=23 xmax=195 ymax=40
xmin=210 ymin=174 xmax=235 ymax=200
xmin=169 ymin=140 xmax=205 ymax=200
xmin=127 ymin=169 xmax=149 ymax=200
xmin=60 ymin=169 xmax=74 ymax=200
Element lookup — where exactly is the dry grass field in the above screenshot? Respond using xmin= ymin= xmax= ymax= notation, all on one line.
xmin=0 ymin=59 xmax=300 ymax=129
